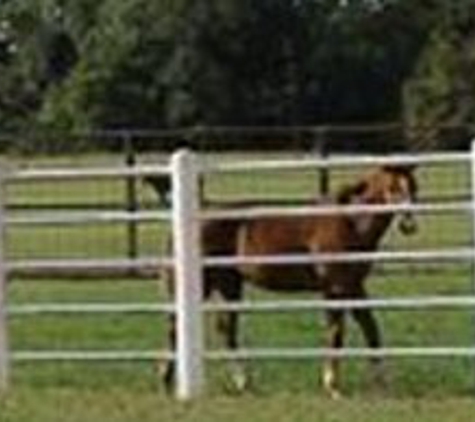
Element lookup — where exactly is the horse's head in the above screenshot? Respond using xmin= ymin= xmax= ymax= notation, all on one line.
xmin=367 ymin=165 xmax=418 ymax=236
xmin=337 ymin=164 xmax=418 ymax=236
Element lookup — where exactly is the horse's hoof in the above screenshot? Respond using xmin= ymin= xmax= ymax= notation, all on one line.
xmin=327 ymin=388 xmax=343 ymax=400
xmin=224 ymin=363 xmax=250 ymax=394
xmin=369 ymin=361 xmax=390 ymax=391
xmin=231 ymin=369 xmax=249 ymax=392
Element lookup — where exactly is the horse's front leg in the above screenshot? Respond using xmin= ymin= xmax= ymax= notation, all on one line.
xmin=351 ymin=306 xmax=388 ymax=389
xmin=322 ymin=308 xmax=345 ymax=399
xmin=217 ymin=309 xmax=249 ymax=392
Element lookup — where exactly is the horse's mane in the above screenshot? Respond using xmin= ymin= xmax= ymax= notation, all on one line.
xmin=335 ymin=165 xmax=415 ymax=205
xmin=335 ymin=179 xmax=367 ymax=205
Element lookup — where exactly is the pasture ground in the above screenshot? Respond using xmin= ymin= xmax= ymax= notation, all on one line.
xmin=2 ymin=153 xmax=475 ymax=420
xmin=2 ymin=389 xmax=475 ymax=422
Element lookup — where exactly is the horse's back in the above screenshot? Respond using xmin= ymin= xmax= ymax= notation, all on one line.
xmin=234 ymin=217 xmax=323 ymax=291
xmin=200 ymin=201 xmax=357 ymax=293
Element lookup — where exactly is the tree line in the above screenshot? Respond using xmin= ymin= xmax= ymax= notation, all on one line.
xmin=0 ymin=0 xmax=474 ymax=151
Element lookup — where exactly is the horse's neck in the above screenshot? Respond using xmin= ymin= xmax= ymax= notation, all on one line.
xmin=350 ymin=197 xmax=394 ymax=250
xmin=359 ymin=214 xmax=393 ymax=249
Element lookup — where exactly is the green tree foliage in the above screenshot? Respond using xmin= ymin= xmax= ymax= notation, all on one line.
xmin=0 ymin=0 xmax=80 ymax=132
xmin=38 ymin=0 xmax=307 ymax=129
xmin=1 ymin=0 xmax=473 ymax=152
xmin=403 ymin=0 xmax=475 ymax=149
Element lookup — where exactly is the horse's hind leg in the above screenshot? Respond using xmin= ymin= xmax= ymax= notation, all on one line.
xmin=322 ymin=308 xmax=345 ymax=399
xmin=161 ymin=269 xmax=213 ymax=393
xmin=162 ymin=312 xmax=176 ymax=392
xmin=160 ymin=267 xmax=176 ymax=392
xmin=214 ymin=270 xmax=248 ymax=391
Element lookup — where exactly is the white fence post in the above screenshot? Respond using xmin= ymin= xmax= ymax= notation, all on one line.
xmin=171 ymin=149 xmax=204 ymax=400
xmin=0 ymin=168 xmax=10 ymax=391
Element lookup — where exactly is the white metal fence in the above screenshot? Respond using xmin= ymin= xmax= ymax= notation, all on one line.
xmin=0 ymin=146 xmax=474 ymax=399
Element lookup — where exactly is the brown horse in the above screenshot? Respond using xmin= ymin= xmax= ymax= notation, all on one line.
xmin=161 ymin=164 xmax=418 ymax=397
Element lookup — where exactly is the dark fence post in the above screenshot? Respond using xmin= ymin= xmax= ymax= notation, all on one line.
xmin=314 ymin=126 xmax=329 ymax=197
xmin=186 ymin=127 xmax=205 ymax=204
xmin=124 ymin=134 xmax=138 ymax=265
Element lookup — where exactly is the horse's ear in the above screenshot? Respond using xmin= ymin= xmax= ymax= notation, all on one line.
xmin=336 ymin=180 xmax=367 ymax=204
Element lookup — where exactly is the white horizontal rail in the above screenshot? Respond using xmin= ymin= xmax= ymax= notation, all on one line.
xmin=202 ymin=201 xmax=472 ymax=221
xmin=12 ymin=350 xmax=174 ymax=362
xmin=7 ymin=302 xmax=175 ymax=315
xmin=7 ymin=249 xmax=473 ymax=274
xmin=6 ymin=202 xmax=470 ymax=227
xmin=5 ymin=164 xmax=171 ymax=182
xmin=203 ymin=152 xmax=470 ymax=173
xmin=10 ymin=347 xmax=475 ymax=363
xmin=206 ymin=347 xmax=475 ymax=361
xmin=203 ymin=296 xmax=475 ymax=313
xmin=4 ymin=152 xmax=470 ymax=183
xmin=204 ymin=248 xmax=475 ymax=267
xmin=7 ymin=210 xmax=171 ymax=226
xmin=6 ymin=257 xmax=173 ymax=273
xmin=8 ymin=296 xmax=475 ymax=317
xmin=9 ymin=249 xmax=471 ymax=273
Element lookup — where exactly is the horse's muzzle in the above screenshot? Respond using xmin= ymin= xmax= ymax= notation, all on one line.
xmin=398 ymin=212 xmax=417 ymax=235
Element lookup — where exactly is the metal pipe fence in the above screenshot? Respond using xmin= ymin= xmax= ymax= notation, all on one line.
xmin=0 ymin=147 xmax=474 ymax=399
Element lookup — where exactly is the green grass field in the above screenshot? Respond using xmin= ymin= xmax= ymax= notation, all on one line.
xmin=2 ymin=153 xmax=475 ymax=421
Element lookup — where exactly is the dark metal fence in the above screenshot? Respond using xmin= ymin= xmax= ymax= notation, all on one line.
xmin=2 ymin=124 xmax=474 ymax=276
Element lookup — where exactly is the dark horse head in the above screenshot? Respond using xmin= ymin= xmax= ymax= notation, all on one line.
xmin=143 ymin=175 xmax=171 ymax=206
xmin=337 ymin=164 xmax=418 ymax=237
